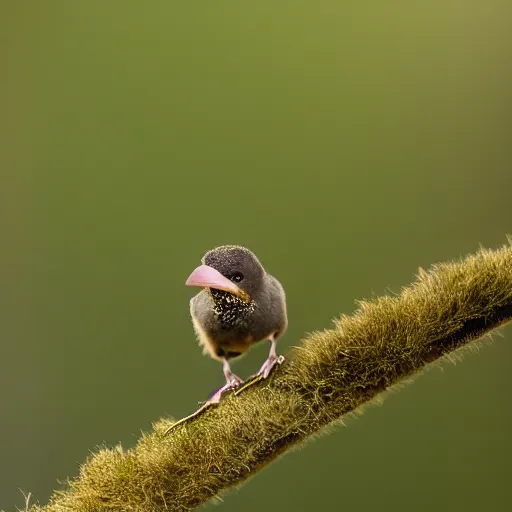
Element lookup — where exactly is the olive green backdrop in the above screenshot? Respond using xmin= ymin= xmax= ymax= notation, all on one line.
xmin=1 ymin=2 xmax=511 ymax=511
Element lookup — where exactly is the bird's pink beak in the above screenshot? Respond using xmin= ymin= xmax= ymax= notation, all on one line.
xmin=186 ymin=265 xmax=241 ymax=295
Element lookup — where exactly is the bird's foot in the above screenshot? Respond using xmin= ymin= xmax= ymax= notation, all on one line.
xmin=257 ymin=354 xmax=285 ymax=379
xmin=234 ymin=355 xmax=285 ymax=396
xmin=206 ymin=375 xmax=243 ymax=405
xmin=163 ymin=375 xmax=243 ymax=435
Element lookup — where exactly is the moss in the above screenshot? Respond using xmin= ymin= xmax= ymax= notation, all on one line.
xmin=30 ymin=242 xmax=512 ymax=512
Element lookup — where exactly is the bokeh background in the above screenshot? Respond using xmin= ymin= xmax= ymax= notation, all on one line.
xmin=2 ymin=2 xmax=511 ymax=511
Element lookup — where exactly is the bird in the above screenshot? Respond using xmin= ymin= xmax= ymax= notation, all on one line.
xmin=185 ymin=245 xmax=288 ymax=405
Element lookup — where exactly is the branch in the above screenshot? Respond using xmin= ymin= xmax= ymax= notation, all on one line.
xmin=31 ymin=242 xmax=512 ymax=512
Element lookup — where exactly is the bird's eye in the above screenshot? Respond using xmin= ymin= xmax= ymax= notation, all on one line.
xmin=230 ymin=272 xmax=244 ymax=283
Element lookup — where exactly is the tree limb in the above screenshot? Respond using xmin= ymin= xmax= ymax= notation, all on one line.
xmin=31 ymin=241 xmax=512 ymax=512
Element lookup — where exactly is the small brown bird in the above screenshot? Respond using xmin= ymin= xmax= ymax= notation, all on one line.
xmin=186 ymin=245 xmax=288 ymax=404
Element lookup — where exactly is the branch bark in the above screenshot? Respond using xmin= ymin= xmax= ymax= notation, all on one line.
xmin=32 ymin=242 xmax=512 ymax=512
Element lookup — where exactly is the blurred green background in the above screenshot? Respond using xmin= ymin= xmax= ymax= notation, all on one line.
xmin=1 ymin=2 xmax=511 ymax=511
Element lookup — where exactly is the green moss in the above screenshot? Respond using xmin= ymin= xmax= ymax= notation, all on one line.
xmin=30 ymin=242 xmax=512 ymax=512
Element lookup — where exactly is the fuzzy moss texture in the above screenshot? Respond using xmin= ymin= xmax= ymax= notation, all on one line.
xmin=29 ymin=242 xmax=512 ymax=512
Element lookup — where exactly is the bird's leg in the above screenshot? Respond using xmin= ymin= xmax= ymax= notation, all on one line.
xmin=256 ymin=338 xmax=285 ymax=379
xmin=234 ymin=337 xmax=285 ymax=396
xmin=207 ymin=358 xmax=243 ymax=404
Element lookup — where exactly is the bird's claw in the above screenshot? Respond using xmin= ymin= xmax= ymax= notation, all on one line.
xmin=206 ymin=377 xmax=243 ymax=404
xmin=165 ymin=356 xmax=285 ymax=434
xmin=257 ymin=354 xmax=285 ymax=379
xmin=234 ymin=355 xmax=285 ymax=396
xmin=164 ymin=376 xmax=244 ymax=435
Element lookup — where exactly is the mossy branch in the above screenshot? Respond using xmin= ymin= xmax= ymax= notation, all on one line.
xmin=30 ymin=242 xmax=512 ymax=512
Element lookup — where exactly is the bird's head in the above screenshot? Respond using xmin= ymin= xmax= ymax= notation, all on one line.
xmin=185 ymin=245 xmax=265 ymax=302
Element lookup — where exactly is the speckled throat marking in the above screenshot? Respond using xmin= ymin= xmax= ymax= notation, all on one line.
xmin=209 ymin=289 xmax=255 ymax=330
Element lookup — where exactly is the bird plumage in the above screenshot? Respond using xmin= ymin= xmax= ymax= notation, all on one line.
xmin=186 ymin=245 xmax=288 ymax=403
